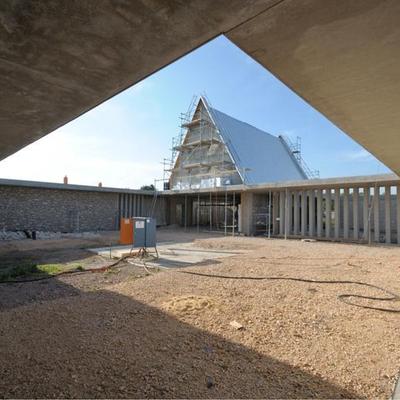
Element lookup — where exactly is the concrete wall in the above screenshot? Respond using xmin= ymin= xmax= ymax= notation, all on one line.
xmin=0 ymin=184 xmax=167 ymax=233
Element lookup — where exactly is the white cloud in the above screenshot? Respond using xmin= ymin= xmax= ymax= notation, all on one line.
xmin=340 ymin=149 xmax=373 ymax=162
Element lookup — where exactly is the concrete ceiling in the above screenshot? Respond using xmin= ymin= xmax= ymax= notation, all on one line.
xmin=1 ymin=0 xmax=400 ymax=177
xmin=0 ymin=0 xmax=276 ymax=160
xmin=227 ymin=0 xmax=400 ymax=175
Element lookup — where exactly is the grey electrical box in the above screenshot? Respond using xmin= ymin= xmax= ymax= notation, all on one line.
xmin=132 ymin=217 xmax=156 ymax=248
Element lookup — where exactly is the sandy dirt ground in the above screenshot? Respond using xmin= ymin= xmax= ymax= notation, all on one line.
xmin=0 ymin=229 xmax=400 ymax=398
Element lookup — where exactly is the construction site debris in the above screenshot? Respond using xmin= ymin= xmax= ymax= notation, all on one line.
xmin=0 ymin=229 xmax=399 ymax=398
xmin=229 ymin=320 xmax=244 ymax=330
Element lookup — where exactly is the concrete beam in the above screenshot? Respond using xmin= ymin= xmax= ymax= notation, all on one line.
xmin=245 ymin=174 xmax=400 ymax=194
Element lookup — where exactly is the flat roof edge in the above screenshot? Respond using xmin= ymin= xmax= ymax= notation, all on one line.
xmin=162 ymin=173 xmax=400 ymax=195
xmin=0 ymin=178 xmax=155 ymax=195
xmin=246 ymin=173 xmax=400 ymax=191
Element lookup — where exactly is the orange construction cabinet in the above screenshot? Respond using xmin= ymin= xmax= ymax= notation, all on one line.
xmin=120 ymin=218 xmax=134 ymax=244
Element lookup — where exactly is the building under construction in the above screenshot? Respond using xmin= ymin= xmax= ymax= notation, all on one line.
xmin=162 ymin=96 xmax=318 ymax=235
xmin=156 ymin=96 xmax=400 ymax=245
xmin=2 ymin=96 xmax=400 ymax=245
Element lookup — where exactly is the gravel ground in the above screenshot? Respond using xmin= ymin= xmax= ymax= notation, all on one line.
xmin=0 ymin=232 xmax=400 ymax=398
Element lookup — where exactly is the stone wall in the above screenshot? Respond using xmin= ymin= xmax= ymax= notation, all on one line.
xmin=0 ymin=184 xmax=167 ymax=233
xmin=0 ymin=185 xmax=120 ymax=232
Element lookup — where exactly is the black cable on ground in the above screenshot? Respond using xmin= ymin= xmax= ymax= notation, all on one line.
xmin=2 ymin=252 xmax=399 ymax=313
xmin=171 ymin=269 xmax=400 ymax=313
xmin=138 ymin=257 xmax=400 ymax=313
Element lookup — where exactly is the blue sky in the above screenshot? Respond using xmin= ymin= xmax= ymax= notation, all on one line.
xmin=0 ymin=36 xmax=390 ymax=189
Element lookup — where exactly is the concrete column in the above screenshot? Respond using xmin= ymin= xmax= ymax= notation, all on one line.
xmin=301 ymin=191 xmax=307 ymax=236
xmin=189 ymin=196 xmax=194 ymax=226
xmin=133 ymin=195 xmax=137 ymax=217
xmin=197 ymin=193 xmax=200 ymax=231
xmin=286 ymin=190 xmax=292 ymax=236
xmin=353 ymin=188 xmax=359 ymax=240
xmin=316 ymin=189 xmax=322 ymax=237
xmin=308 ymin=190 xmax=315 ymax=236
xmin=363 ymin=187 xmax=370 ymax=241
xmin=124 ymin=194 xmax=129 ymax=217
xmin=133 ymin=195 xmax=137 ymax=216
xmin=240 ymin=192 xmax=254 ymax=236
xmin=374 ymin=187 xmax=380 ymax=242
xmin=139 ymin=195 xmax=143 ymax=215
xmin=293 ymin=191 xmax=299 ymax=235
xmin=118 ymin=194 xmax=123 ymax=221
xmin=397 ymin=186 xmax=400 ymax=245
xmin=385 ymin=186 xmax=391 ymax=244
xmin=279 ymin=191 xmax=285 ymax=236
xmin=272 ymin=192 xmax=279 ymax=234
xmin=224 ymin=192 xmax=228 ymax=236
xmin=343 ymin=188 xmax=349 ymax=239
xmin=334 ymin=189 xmax=340 ymax=239
xmin=127 ymin=195 xmax=131 ymax=217
xmin=168 ymin=196 xmax=177 ymax=225
xmin=325 ymin=189 xmax=331 ymax=238
xmin=131 ymin=194 xmax=135 ymax=217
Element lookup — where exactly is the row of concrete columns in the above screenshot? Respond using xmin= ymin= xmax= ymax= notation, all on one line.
xmin=119 ymin=193 xmax=146 ymax=218
xmin=271 ymin=186 xmax=399 ymax=244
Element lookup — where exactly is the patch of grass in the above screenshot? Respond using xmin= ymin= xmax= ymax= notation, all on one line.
xmin=35 ymin=264 xmax=65 ymax=275
xmin=0 ymin=263 xmax=65 ymax=282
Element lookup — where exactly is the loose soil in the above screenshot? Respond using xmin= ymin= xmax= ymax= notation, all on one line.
xmin=0 ymin=229 xmax=399 ymax=398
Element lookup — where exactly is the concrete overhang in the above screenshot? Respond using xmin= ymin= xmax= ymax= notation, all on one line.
xmin=0 ymin=0 xmax=275 ymax=160
xmin=1 ymin=0 xmax=400 ymax=178
xmin=227 ymin=0 xmax=400 ymax=175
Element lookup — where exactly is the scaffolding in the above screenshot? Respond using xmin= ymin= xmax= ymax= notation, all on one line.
xmin=280 ymin=135 xmax=320 ymax=179
xmin=165 ymin=96 xmax=242 ymax=191
xmin=159 ymin=98 xmax=319 ymax=192
xmin=177 ymin=191 xmax=239 ymax=235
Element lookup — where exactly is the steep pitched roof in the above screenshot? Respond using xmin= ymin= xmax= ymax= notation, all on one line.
xmin=202 ymin=99 xmax=308 ymax=184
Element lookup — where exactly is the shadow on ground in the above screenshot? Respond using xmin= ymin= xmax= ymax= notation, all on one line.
xmin=0 ymin=276 xmax=356 ymax=399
